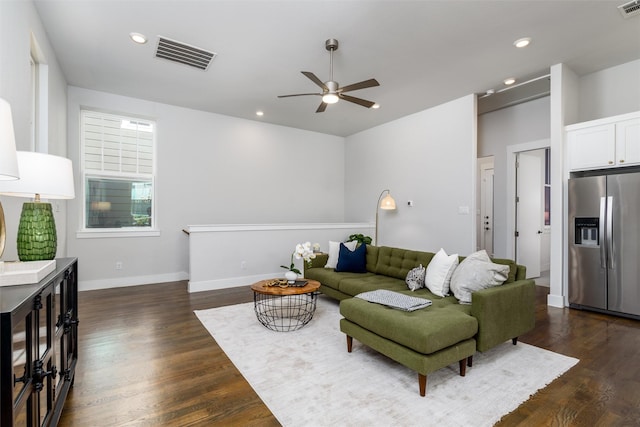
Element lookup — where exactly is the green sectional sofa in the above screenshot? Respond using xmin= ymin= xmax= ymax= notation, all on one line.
xmin=304 ymin=245 xmax=536 ymax=396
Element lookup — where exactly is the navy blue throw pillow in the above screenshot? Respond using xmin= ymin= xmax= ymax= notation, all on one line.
xmin=335 ymin=242 xmax=367 ymax=273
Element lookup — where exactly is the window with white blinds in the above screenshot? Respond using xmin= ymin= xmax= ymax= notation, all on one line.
xmin=82 ymin=111 xmax=154 ymax=175
xmin=80 ymin=110 xmax=156 ymax=232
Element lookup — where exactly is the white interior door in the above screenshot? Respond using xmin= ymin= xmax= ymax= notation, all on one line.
xmin=480 ymin=166 xmax=494 ymax=256
xmin=516 ymin=151 xmax=542 ymax=278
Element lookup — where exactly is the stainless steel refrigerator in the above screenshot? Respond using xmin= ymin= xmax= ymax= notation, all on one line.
xmin=568 ymin=170 xmax=640 ymax=319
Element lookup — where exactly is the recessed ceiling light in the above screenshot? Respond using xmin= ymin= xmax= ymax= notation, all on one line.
xmin=371 ymin=103 xmax=380 ymax=109
xmin=513 ymin=37 xmax=531 ymax=48
xmin=129 ymin=32 xmax=147 ymax=44
xmin=256 ymin=111 xmax=264 ymax=116
xmin=503 ymin=78 xmax=516 ymax=85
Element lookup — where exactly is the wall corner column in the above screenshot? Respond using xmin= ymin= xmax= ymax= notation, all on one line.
xmin=548 ymin=63 xmax=579 ymax=308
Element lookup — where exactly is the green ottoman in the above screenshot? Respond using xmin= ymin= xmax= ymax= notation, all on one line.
xmin=340 ymin=296 xmax=478 ymax=396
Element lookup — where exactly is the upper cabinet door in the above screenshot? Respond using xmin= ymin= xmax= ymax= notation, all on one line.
xmin=615 ymin=118 xmax=640 ymax=166
xmin=567 ymin=124 xmax=616 ymax=171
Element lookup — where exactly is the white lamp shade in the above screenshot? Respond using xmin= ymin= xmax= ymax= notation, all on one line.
xmin=0 ymin=151 xmax=75 ymax=199
xmin=380 ymin=193 xmax=396 ymax=210
xmin=0 ymin=98 xmax=19 ymax=180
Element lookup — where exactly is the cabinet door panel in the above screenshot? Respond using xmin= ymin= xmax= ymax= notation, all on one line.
xmin=616 ymin=118 xmax=640 ymax=166
xmin=12 ymin=316 xmax=29 ymax=404
xmin=54 ymin=333 xmax=64 ymax=395
xmin=38 ymin=366 xmax=53 ymax=427
xmin=38 ymin=293 xmax=52 ymax=360
xmin=567 ymin=124 xmax=615 ymax=170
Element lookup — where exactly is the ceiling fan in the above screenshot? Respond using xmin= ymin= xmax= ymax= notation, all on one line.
xmin=278 ymin=39 xmax=380 ymax=113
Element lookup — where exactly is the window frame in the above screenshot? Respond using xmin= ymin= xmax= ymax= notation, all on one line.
xmin=77 ymin=109 xmax=159 ymax=238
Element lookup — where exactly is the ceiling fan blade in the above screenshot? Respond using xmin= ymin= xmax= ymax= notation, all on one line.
xmin=277 ymin=93 xmax=321 ymax=98
xmin=316 ymin=102 xmax=328 ymax=113
xmin=302 ymin=71 xmax=329 ymax=90
xmin=339 ymin=78 xmax=380 ymax=93
xmin=339 ymin=94 xmax=376 ymax=108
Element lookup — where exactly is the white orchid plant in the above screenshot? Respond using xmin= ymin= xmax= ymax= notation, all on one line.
xmin=281 ymin=241 xmax=318 ymax=274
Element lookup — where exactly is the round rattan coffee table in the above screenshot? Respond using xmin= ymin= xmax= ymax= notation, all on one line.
xmin=250 ymin=279 xmax=321 ymax=332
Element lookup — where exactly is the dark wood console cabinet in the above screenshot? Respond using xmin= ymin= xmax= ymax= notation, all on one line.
xmin=1 ymin=258 xmax=78 ymax=426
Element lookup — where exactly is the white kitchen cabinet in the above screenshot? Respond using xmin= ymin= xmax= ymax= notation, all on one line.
xmin=566 ymin=112 xmax=640 ymax=171
xmin=615 ymin=118 xmax=640 ymax=166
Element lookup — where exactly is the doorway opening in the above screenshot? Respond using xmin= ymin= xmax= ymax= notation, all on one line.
xmin=477 ymin=156 xmax=495 ymax=256
xmin=514 ymin=148 xmax=551 ymax=281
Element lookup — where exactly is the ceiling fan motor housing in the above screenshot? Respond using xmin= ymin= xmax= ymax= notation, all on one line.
xmin=325 ymin=80 xmax=339 ymax=93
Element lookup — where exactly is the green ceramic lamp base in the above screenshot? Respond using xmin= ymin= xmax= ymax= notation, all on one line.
xmin=17 ymin=202 xmax=57 ymax=261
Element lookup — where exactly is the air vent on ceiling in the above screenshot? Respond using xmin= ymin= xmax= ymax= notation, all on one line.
xmin=154 ymin=36 xmax=216 ymax=71
xmin=618 ymin=0 xmax=640 ymax=18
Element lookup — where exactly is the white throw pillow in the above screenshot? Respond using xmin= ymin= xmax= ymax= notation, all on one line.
xmin=449 ymin=250 xmax=510 ymax=304
xmin=325 ymin=240 xmax=358 ymax=269
xmin=425 ymin=248 xmax=459 ymax=297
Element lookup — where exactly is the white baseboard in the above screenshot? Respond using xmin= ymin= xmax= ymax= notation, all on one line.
xmin=79 ymin=271 xmax=189 ymax=292
xmin=547 ymin=293 xmax=565 ymax=308
xmin=188 ymin=271 xmax=284 ymax=293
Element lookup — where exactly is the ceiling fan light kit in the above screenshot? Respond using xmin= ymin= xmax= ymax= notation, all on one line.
xmin=278 ymin=38 xmax=380 ymax=113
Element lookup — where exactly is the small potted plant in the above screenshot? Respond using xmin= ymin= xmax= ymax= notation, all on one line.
xmin=347 ymin=234 xmax=372 ymax=246
xmin=281 ymin=242 xmax=317 ymax=283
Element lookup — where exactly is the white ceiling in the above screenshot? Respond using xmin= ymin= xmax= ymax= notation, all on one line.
xmin=34 ymin=0 xmax=640 ymax=137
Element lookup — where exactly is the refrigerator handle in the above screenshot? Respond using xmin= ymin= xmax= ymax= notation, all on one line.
xmin=607 ymin=196 xmax=614 ymax=269
xmin=599 ymin=197 xmax=606 ymax=269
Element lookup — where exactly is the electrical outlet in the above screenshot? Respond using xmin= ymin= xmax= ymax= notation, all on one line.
xmin=240 ymin=261 xmax=247 ymax=270
xmin=115 ymin=261 xmax=123 ymax=270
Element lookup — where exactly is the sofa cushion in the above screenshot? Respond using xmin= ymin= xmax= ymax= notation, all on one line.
xmin=450 ymin=250 xmax=510 ymax=304
xmin=365 ymin=245 xmax=379 ymax=273
xmin=340 ymin=296 xmax=478 ymax=355
xmin=336 ymin=242 xmax=367 ymax=273
xmin=325 ymin=240 xmax=357 ymax=269
xmin=374 ymin=247 xmax=434 ymax=280
xmin=425 ymin=248 xmax=458 ymax=297
xmin=338 ymin=275 xmax=408 ymax=296
xmin=490 ymin=257 xmax=518 ymax=283
xmin=304 ymin=268 xmax=375 ymax=290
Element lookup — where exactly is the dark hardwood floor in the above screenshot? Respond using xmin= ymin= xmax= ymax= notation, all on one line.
xmin=59 ymin=282 xmax=640 ymax=426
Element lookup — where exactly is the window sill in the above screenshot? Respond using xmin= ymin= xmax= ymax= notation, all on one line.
xmin=76 ymin=229 xmax=161 ymax=239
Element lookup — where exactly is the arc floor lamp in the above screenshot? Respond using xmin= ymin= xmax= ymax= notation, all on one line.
xmin=375 ymin=189 xmax=396 ymax=245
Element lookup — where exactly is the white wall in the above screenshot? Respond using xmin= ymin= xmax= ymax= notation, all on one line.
xmin=186 ymin=223 xmax=373 ymax=292
xmin=344 ymin=95 xmax=477 ymax=256
xmin=477 ymin=96 xmax=551 ymax=257
xmin=66 ymin=87 xmax=346 ymax=290
xmin=0 ymin=0 xmax=69 ymax=261
xmin=577 ymin=59 xmax=640 ymax=123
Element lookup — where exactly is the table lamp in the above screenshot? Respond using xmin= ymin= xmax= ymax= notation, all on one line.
xmin=0 ymin=151 xmax=75 ymax=261
xmin=375 ymin=189 xmax=396 ymax=245
xmin=0 ymin=98 xmax=21 ymax=259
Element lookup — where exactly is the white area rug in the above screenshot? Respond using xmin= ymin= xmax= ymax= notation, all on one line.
xmin=195 ymin=297 xmax=578 ymax=427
